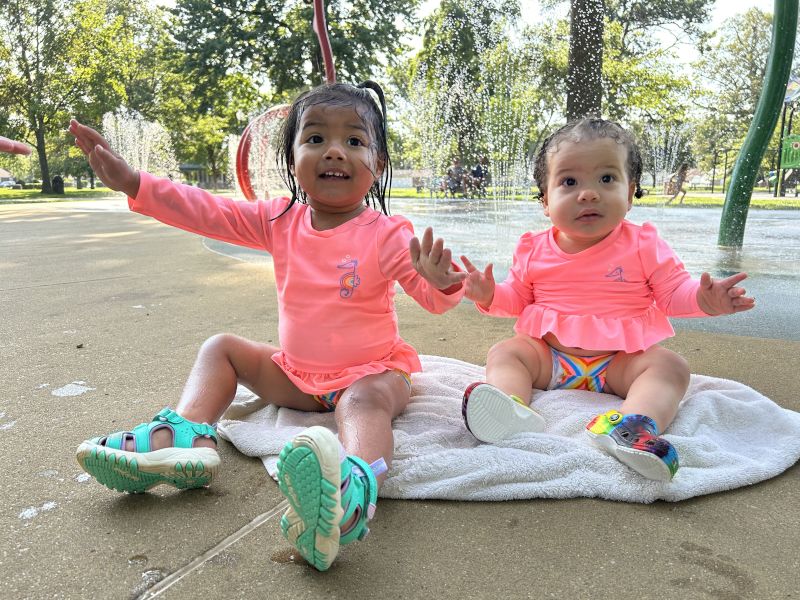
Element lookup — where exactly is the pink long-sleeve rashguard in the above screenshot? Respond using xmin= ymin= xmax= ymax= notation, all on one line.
xmin=130 ymin=173 xmax=464 ymax=394
xmin=478 ymin=220 xmax=708 ymax=352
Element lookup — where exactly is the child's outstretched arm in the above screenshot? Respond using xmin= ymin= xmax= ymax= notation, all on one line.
xmin=68 ymin=119 xmax=140 ymax=197
xmin=460 ymin=255 xmax=495 ymax=308
xmin=696 ymin=272 xmax=755 ymax=315
xmin=0 ymin=136 xmax=31 ymax=155
xmin=409 ymin=226 xmax=467 ymax=291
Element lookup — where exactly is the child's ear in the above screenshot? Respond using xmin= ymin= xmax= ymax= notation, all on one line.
xmin=541 ymin=192 xmax=550 ymax=216
xmin=374 ymin=157 xmax=386 ymax=180
xmin=627 ymin=181 xmax=635 ymax=209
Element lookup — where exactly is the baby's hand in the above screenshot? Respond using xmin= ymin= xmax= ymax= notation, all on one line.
xmin=409 ymin=227 xmax=467 ymax=290
xmin=696 ymin=272 xmax=755 ymax=315
xmin=460 ymin=255 xmax=495 ymax=307
xmin=68 ymin=119 xmax=140 ymax=197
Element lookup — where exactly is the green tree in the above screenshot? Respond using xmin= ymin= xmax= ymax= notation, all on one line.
xmin=542 ymin=0 xmax=713 ymax=118
xmin=169 ymin=0 xmax=419 ymax=98
xmin=566 ymin=0 xmax=603 ymax=119
xmin=692 ymin=9 xmax=781 ymax=184
xmin=0 ymin=0 xmax=145 ymax=192
xmin=158 ymin=69 xmax=266 ymax=190
xmin=401 ymin=0 xmax=536 ymax=180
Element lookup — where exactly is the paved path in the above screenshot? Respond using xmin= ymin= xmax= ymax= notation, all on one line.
xmin=1 ymin=199 xmax=797 ymax=599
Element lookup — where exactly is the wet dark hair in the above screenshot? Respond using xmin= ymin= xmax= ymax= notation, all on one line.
xmin=533 ymin=118 xmax=643 ymax=201
xmin=276 ymin=81 xmax=392 ymax=215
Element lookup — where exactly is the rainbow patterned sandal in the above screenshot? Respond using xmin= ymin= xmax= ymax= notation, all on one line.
xmin=585 ymin=410 xmax=679 ymax=481
xmin=75 ymin=408 xmax=220 ymax=493
xmin=462 ymin=382 xmax=546 ymax=443
xmin=277 ymin=426 xmax=383 ymax=571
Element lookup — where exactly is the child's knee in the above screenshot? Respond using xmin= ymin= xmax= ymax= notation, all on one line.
xmin=338 ymin=376 xmax=408 ymax=417
xmin=200 ymin=333 xmax=244 ymax=356
xmin=649 ymin=348 xmax=690 ymax=386
xmin=202 ymin=332 xmax=232 ymax=350
xmin=486 ymin=338 xmax=522 ymax=364
xmin=486 ymin=336 xmax=544 ymax=367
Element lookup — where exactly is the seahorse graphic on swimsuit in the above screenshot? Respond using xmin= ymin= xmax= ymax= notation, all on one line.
xmin=338 ymin=257 xmax=360 ymax=298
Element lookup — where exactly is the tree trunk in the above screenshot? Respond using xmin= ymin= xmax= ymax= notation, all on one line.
xmin=35 ymin=127 xmax=52 ymax=194
xmin=566 ymin=0 xmax=604 ymax=120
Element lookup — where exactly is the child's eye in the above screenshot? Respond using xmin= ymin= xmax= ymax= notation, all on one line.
xmin=306 ymin=134 xmax=323 ymax=144
xmin=561 ymin=177 xmax=576 ymax=187
xmin=601 ymin=174 xmax=615 ymax=183
xmin=347 ymin=137 xmax=365 ymax=147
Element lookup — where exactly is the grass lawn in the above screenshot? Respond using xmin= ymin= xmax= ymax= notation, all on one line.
xmin=0 ymin=187 xmax=118 ymax=204
xmin=4 ymin=185 xmax=798 ymax=210
xmin=0 ymin=186 xmax=236 ymax=205
xmin=389 ymin=187 xmax=800 ymax=210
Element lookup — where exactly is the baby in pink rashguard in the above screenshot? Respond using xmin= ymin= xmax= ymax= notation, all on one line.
xmin=460 ymin=118 xmax=755 ymax=482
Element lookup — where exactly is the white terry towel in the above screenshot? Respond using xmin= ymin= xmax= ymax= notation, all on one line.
xmin=217 ymin=355 xmax=800 ymax=503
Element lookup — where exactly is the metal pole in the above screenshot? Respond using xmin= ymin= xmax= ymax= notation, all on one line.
xmin=775 ymin=101 xmax=788 ymax=197
xmin=711 ymin=151 xmax=717 ymax=194
xmin=312 ymin=0 xmax=336 ymax=84
xmin=719 ymin=0 xmax=799 ymax=247
xmin=722 ymin=151 xmax=729 ymax=193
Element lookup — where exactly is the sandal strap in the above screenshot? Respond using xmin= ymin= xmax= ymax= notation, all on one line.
xmin=339 ymin=456 xmax=385 ymax=545
xmin=93 ymin=408 xmax=217 ymax=453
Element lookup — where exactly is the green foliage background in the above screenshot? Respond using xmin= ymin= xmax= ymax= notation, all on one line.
xmin=0 ymin=0 xmax=796 ymax=196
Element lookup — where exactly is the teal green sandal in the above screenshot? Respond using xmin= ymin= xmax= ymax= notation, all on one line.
xmin=75 ymin=408 xmax=220 ymax=493
xmin=276 ymin=426 xmax=383 ymax=571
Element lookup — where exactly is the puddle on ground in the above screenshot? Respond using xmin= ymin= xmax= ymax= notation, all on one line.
xmin=131 ymin=569 xmax=166 ymax=597
xmin=51 ymin=381 xmax=95 ymax=397
xmin=18 ymin=501 xmax=57 ymax=520
xmin=270 ymin=547 xmax=308 ymax=566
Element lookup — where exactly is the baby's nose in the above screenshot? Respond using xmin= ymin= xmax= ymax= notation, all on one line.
xmin=578 ymin=187 xmax=600 ymax=201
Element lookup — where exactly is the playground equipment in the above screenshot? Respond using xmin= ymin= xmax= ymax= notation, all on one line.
xmin=719 ymin=0 xmax=798 ymax=247
xmin=235 ymin=0 xmax=336 ymax=201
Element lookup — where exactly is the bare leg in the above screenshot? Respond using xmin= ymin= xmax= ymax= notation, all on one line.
xmin=333 ymin=370 xmax=412 ymax=487
xmin=484 ymin=334 xmax=552 ymax=402
xmin=137 ymin=333 xmax=323 ymax=451
xmin=604 ymin=345 xmax=690 ymax=433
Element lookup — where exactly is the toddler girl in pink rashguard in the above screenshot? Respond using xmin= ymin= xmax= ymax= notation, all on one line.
xmin=460 ymin=118 xmax=755 ymax=482
xmin=70 ymin=81 xmax=465 ymax=571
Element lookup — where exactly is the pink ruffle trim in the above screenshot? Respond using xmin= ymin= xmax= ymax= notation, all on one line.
xmin=515 ymin=304 xmax=675 ymax=353
xmin=271 ymin=341 xmax=422 ymax=395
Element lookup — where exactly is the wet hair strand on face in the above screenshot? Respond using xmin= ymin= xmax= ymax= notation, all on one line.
xmin=276 ymin=81 xmax=393 ymax=215
xmin=533 ymin=118 xmax=644 ymax=201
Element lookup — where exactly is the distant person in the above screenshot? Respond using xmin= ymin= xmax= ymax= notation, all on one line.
xmin=69 ymin=81 xmax=465 ymax=572
xmin=665 ymin=162 xmax=689 ymax=204
xmin=470 ymin=155 xmax=489 ymax=196
xmin=0 ymin=136 xmax=31 ymax=155
xmin=444 ymin=157 xmax=466 ymax=196
xmin=459 ymin=118 xmax=754 ymax=482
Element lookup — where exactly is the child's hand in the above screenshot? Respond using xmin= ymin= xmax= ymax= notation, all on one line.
xmin=0 ymin=136 xmax=31 ymax=155
xmin=68 ymin=119 xmax=140 ymax=197
xmin=460 ymin=255 xmax=495 ymax=308
xmin=409 ymin=227 xmax=468 ymax=290
xmin=696 ymin=272 xmax=755 ymax=315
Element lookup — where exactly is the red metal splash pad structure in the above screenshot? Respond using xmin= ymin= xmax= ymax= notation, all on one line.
xmin=235 ymin=0 xmax=336 ymax=201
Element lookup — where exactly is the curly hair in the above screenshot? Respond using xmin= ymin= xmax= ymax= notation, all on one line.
xmin=533 ymin=118 xmax=644 ymax=201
